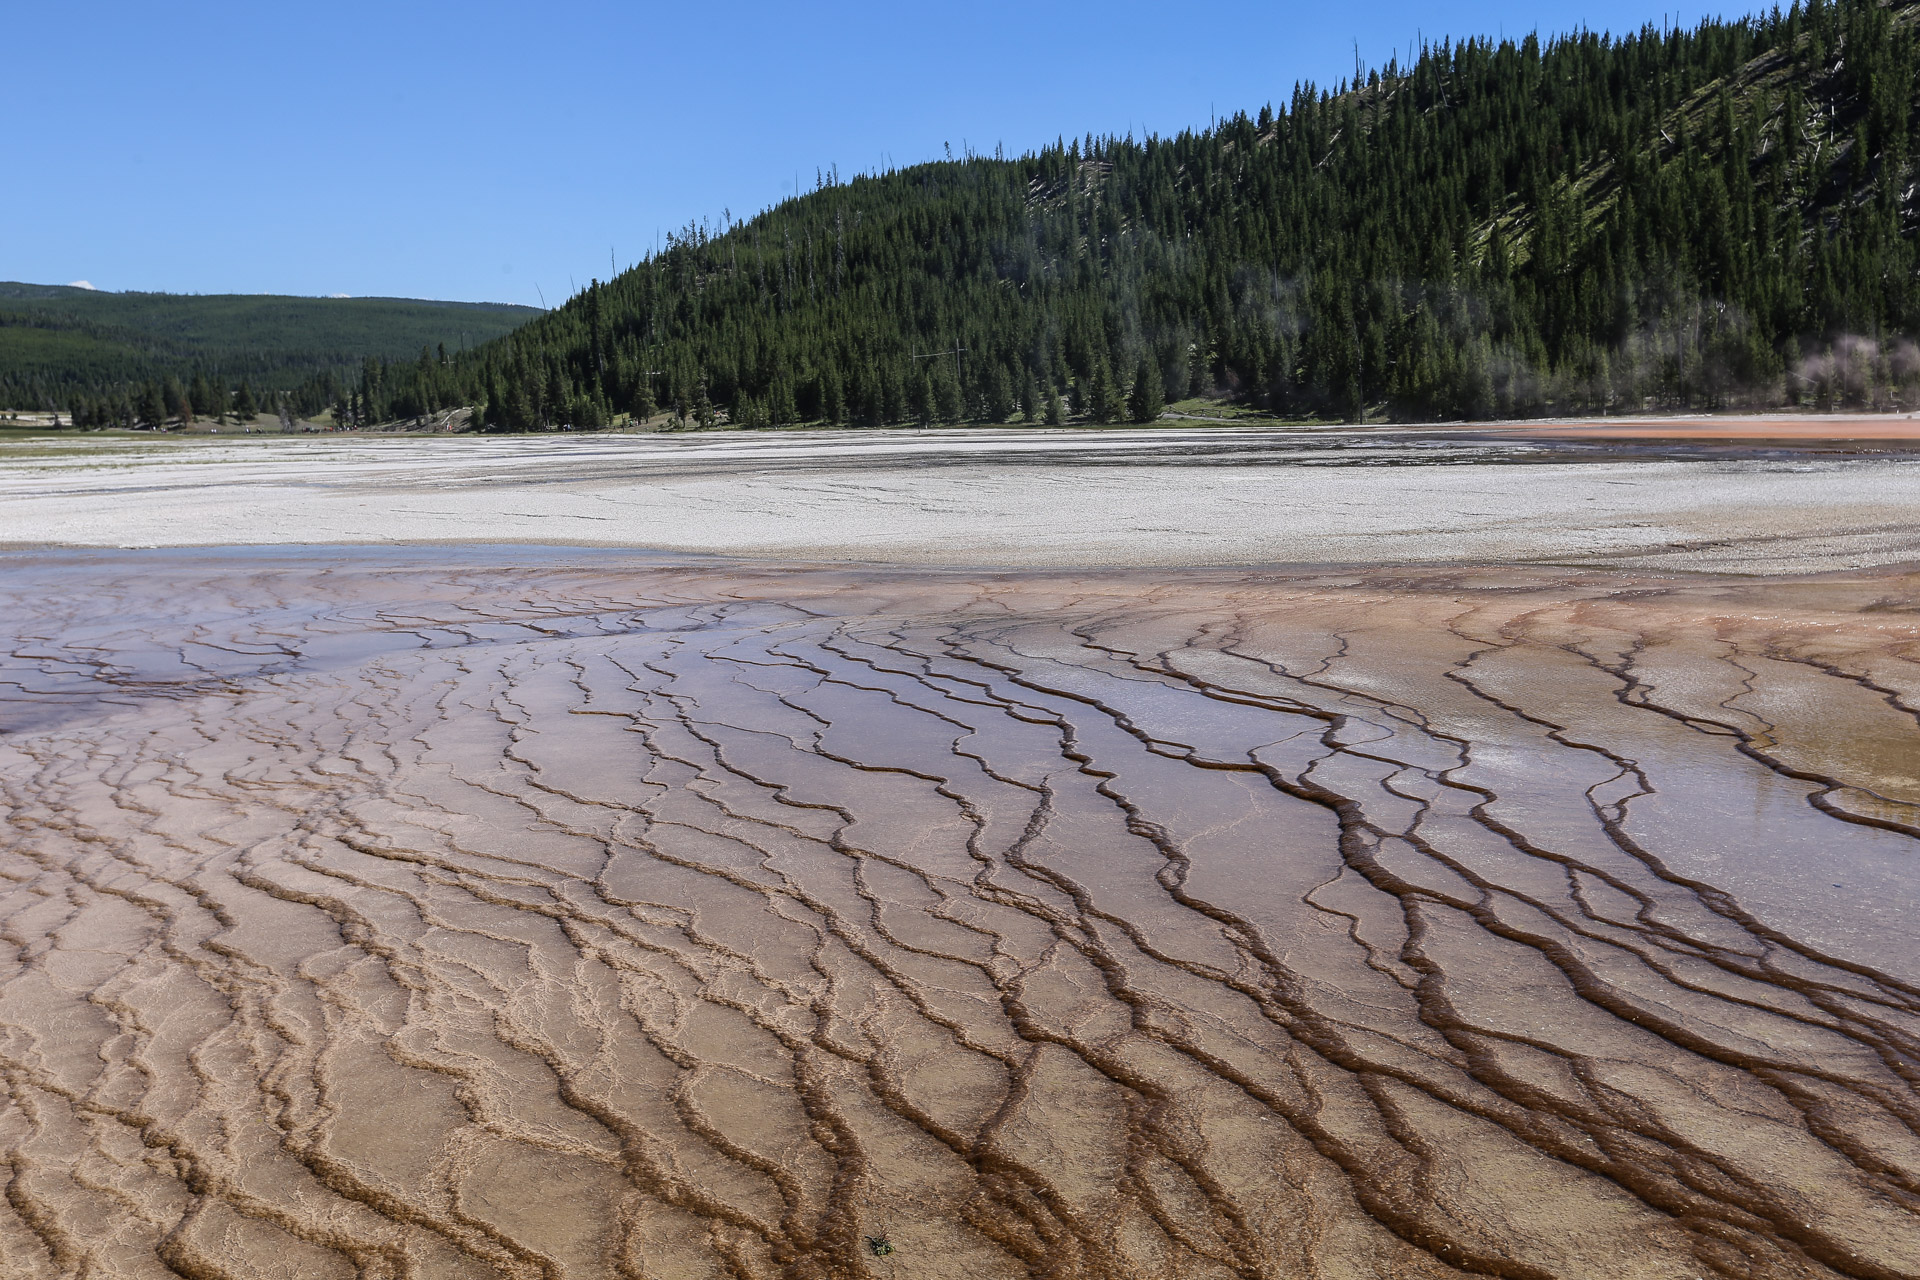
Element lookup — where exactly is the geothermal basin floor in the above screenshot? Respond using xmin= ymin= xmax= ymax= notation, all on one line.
xmin=1 ymin=427 xmax=1918 ymax=1279
xmin=5 ymin=423 xmax=1920 ymax=573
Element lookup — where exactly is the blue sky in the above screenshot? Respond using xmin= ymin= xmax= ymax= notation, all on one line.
xmin=9 ymin=0 xmax=1745 ymax=307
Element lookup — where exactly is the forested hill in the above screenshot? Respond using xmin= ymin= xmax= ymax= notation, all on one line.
xmin=2 ymin=285 xmax=536 ymax=419
xmin=69 ymin=0 xmax=1920 ymax=429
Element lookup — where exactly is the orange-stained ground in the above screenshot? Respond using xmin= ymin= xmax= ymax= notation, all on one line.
xmin=1475 ymin=413 xmax=1920 ymax=440
xmin=2 ymin=549 xmax=1917 ymax=1280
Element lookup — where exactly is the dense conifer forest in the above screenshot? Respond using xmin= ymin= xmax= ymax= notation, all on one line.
xmin=416 ymin=0 xmax=1920 ymax=431
xmin=31 ymin=0 xmax=1920 ymax=429
xmin=0 ymin=285 xmax=534 ymax=424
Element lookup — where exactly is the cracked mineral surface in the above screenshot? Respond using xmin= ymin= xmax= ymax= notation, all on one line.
xmin=2 ymin=546 xmax=1918 ymax=1280
xmin=3 ymin=428 xmax=1920 ymax=1279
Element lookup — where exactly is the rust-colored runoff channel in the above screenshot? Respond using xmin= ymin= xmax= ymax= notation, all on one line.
xmin=1 ymin=551 xmax=1917 ymax=1280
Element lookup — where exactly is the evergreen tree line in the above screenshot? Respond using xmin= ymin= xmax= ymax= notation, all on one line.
xmin=326 ymin=347 xmax=468 ymax=428
xmin=63 ymin=342 xmax=477 ymax=430
xmin=64 ymin=370 xmax=336 ymax=429
xmin=114 ymin=0 xmax=1920 ymax=429
xmin=0 ymin=288 xmax=532 ymax=418
xmin=0 ymin=307 xmax=340 ymax=416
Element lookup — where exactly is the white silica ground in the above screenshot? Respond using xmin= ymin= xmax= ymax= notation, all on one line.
xmin=2 ymin=426 xmax=1917 ymax=574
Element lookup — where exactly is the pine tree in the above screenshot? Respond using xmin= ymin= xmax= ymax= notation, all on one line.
xmin=771 ymin=375 xmax=798 ymax=426
xmin=507 ymin=379 xmax=536 ymax=431
xmin=1128 ymin=358 xmax=1165 ymax=423
xmin=821 ymin=368 xmax=845 ymax=425
xmin=912 ymin=370 xmax=936 ymax=425
xmin=163 ymin=375 xmax=191 ymax=424
xmin=138 ymin=382 xmax=169 ymax=428
xmin=189 ymin=372 xmax=217 ymax=417
xmin=630 ymin=375 xmax=657 ymax=423
xmin=933 ymin=365 xmax=963 ymax=422
xmin=987 ymin=366 xmax=1016 ymax=422
xmin=1088 ymin=360 xmax=1125 ymax=424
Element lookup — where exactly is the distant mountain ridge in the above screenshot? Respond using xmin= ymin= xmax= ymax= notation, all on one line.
xmin=0 ymin=285 xmax=537 ymax=416
xmin=18 ymin=0 xmax=1920 ymax=428
xmin=392 ymin=0 xmax=1913 ymax=431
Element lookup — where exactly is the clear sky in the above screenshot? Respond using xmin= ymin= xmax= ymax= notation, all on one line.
xmin=9 ymin=0 xmax=1745 ymax=308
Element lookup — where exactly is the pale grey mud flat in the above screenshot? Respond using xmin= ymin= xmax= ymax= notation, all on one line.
xmin=7 ymin=426 xmax=1920 ymax=573
xmin=2 ymin=547 xmax=1918 ymax=1280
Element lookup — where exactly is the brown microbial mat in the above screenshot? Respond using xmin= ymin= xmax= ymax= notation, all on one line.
xmin=1476 ymin=414 xmax=1920 ymax=443
xmin=2 ymin=548 xmax=1918 ymax=1280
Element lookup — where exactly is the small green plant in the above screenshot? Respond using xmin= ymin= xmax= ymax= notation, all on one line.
xmin=865 ymin=1236 xmax=894 ymax=1257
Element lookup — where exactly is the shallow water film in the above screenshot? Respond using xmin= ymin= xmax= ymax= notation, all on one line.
xmin=2 ymin=551 xmax=1918 ymax=1280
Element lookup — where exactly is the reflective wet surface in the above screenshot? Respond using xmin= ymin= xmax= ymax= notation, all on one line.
xmin=2 ymin=549 xmax=1918 ymax=1279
